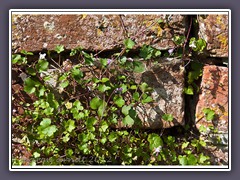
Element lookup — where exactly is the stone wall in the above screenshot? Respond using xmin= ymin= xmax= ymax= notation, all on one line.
xmin=11 ymin=13 xmax=229 ymax=164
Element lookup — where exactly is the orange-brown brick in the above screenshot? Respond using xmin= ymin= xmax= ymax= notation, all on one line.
xmin=196 ymin=65 xmax=228 ymax=133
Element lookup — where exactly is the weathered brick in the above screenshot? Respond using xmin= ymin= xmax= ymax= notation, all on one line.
xmin=12 ymin=14 xmax=186 ymax=52
xmin=198 ymin=15 xmax=229 ymax=57
xmin=196 ymin=65 xmax=228 ymax=134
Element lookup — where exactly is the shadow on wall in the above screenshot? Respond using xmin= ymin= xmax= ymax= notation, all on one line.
xmin=134 ymin=61 xmax=185 ymax=129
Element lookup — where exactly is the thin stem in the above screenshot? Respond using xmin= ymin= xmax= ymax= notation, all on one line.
xmin=182 ymin=16 xmax=193 ymax=59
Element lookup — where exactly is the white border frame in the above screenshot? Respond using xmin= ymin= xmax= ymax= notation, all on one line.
xmin=9 ymin=9 xmax=231 ymax=171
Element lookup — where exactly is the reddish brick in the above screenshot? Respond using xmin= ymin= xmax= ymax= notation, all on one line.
xmin=196 ymin=65 xmax=228 ymax=133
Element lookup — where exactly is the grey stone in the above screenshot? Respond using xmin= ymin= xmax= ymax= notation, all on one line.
xmin=133 ymin=58 xmax=185 ymax=129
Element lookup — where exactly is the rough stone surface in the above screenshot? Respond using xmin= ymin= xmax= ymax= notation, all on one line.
xmin=195 ymin=65 xmax=228 ymax=164
xmin=12 ymin=14 xmax=186 ymax=52
xmin=195 ymin=65 xmax=228 ymax=134
xmin=198 ymin=15 xmax=228 ymax=57
xmin=133 ymin=58 xmax=185 ymax=129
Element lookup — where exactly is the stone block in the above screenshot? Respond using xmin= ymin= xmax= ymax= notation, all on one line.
xmin=12 ymin=14 xmax=186 ymax=52
xmin=195 ymin=65 xmax=228 ymax=164
xmin=196 ymin=65 xmax=228 ymax=135
xmin=133 ymin=58 xmax=185 ymax=129
xmin=198 ymin=15 xmax=229 ymax=57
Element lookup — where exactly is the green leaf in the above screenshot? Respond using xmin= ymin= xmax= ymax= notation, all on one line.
xmin=90 ymin=97 xmax=102 ymax=110
xmin=178 ymin=155 xmax=188 ymax=165
xmin=55 ymin=45 xmax=64 ymax=53
xmin=189 ymin=38 xmax=207 ymax=52
xmin=73 ymin=112 xmax=84 ymax=120
xmin=98 ymin=84 xmax=111 ymax=93
xmin=21 ymin=50 xmax=33 ymax=55
xmin=26 ymin=67 xmax=36 ymax=76
xmin=60 ymin=80 xmax=69 ymax=88
xmin=86 ymin=117 xmax=97 ymax=131
xmin=70 ymin=49 xmax=77 ymax=56
xmin=100 ymin=121 xmax=109 ymax=132
xmin=198 ymin=153 xmax=209 ymax=164
xmin=42 ymin=125 xmax=57 ymax=137
xmin=173 ymin=35 xmax=185 ymax=46
xmin=139 ymin=45 xmax=154 ymax=60
xmin=142 ymin=96 xmax=153 ymax=103
xmin=147 ymin=133 xmax=163 ymax=151
xmin=124 ymin=38 xmax=135 ymax=49
xmin=36 ymin=59 xmax=49 ymax=72
xmin=133 ymin=92 xmax=140 ymax=101
xmin=100 ymin=78 xmax=109 ymax=83
xmin=59 ymin=73 xmax=68 ymax=81
xmin=130 ymin=85 xmax=137 ymax=90
xmin=98 ymin=102 xmax=107 ymax=117
xmin=62 ymin=133 xmax=70 ymax=142
xmin=78 ymin=143 xmax=89 ymax=154
xmin=129 ymin=108 xmax=137 ymax=120
xmin=199 ymin=125 xmax=207 ymax=133
xmin=38 ymin=119 xmax=57 ymax=138
xmin=108 ymin=132 xmax=118 ymax=142
xmin=184 ymin=85 xmax=194 ymax=95
xmin=46 ymin=93 xmax=59 ymax=110
xmin=139 ymin=82 xmax=148 ymax=92
xmin=166 ymin=135 xmax=175 ymax=145
xmin=33 ymin=152 xmax=40 ymax=158
xmin=119 ymin=56 xmax=127 ymax=64
xmin=203 ymin=108 xmax=215 ymax=121
xmin=100 ymin=137 xmax=107 ymax=144
xmin=184 ymin=150 xmax=192 ymax=155
xmin=100 ymin=58 xmax=108 ymax=66
xmin=40 ymin=118 xmax=51 ymax=128
xmin=187 ymin=154 xmax=198 ymax=165
xmin=24 ymin=77 xmax=38 ymax=94
xmin=120 ymin=84 xmax=127 ymax=93
xmin=73 ymin=100 xmax=83 ymax=111
xmin=12 ymin=54 xmax=27 ymax=64
xmin=181 ymin=142 xmax=190 ymax=149
xmin=71 ymin=67 xmax=83 ymax=81
xmin=113 ymin=95 xmax=125 ymax=107
xmin=12 ymin=54 xmax=21 ymax=64
xmin=133 ymin=61 xmax=145 ymax=73
xmin=38 ymin=86 xmax=46 ymax=97
xmin=197 ymin=39 xmax=207 ymax=52
xmin=122 ymin=105 xmax=131 ymax=116
xmin=162 ymin=114 xmax=174 ymax=122
xmin=65 ymin=119 xmax=76 ymax=132
xmin=109 ymin=113 xmax=118 ymax=124
xmin=199 ymin=140 xmax=206 ymax=147
xmin=24 ymin=85 xmax=36 ymax=94
xmin=154 ymin=49 xmax=161 ymax=57
xmin=82 ymin=51 xmax=94 ymax=65
xmin=188 ymin=70 xmax=202 ymax=84
xmin=123 ymin=115 xmax=134 ymax=126
xmin=78 ymin=133 xmax=88 ymax=143
xmin=43 ymin=107 xmax=54 ymax=116
xmin=65 ymin=148 xmax=73 ymax=158
xmin=157 ymin=19 xmax=163 ymax=24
